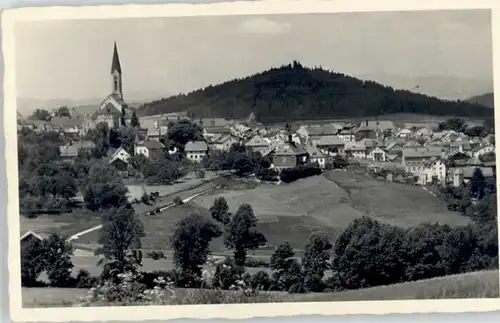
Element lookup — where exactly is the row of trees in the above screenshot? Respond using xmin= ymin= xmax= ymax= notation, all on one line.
xmin=438 ymin=117 xmax=494 ymax=137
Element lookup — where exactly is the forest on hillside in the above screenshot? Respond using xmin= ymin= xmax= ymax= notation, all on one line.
xmin=467 ymin=93 xmax=494 ymax=109
xmin=138 ymin=61 xmax=494 ymax=123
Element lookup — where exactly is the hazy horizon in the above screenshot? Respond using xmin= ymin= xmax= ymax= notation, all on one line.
xmin=15 ymin=9 xmax=493 ymax=105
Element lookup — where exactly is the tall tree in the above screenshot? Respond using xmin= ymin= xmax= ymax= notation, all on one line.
xmin=470 ymin=168 xmax=486 ymax=199
xmin=96 ymin=205 xmax=145 ymax=277
xmin=210 ymin=197 xmax=230 ymax=225
xmin=43 ymin=233 xmax=74 ymax=287
xmin=20 ymin=238 xmax=47 ymax=286
xmin=270 ymin=241 xmax=297 ymax=291
xmin=165 ymin=119 xmax=204 ymax=152
xmin=30 ymin=108 xmax=51 ymax=121
xmin=224 ymin=203 xmax=267 ymax=266
xmin=171 ymin=213 xmax=222 ymax=286
xmin=54 ymin=106 xmax=70 ymax=117
xmin=302 ymin=231 xmax=332 ymax=292
xmin=130 ymin=111 xmax=140 ymax=128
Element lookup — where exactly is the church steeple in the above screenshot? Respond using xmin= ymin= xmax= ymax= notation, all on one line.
xmin=111 ymin=42 xmax=122 ymax=74
xmin=110 ymin=42 xmax=123 ymax=99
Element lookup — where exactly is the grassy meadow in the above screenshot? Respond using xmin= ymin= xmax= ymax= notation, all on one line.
xmin=22 ymin=270 xmax=499 ymax=308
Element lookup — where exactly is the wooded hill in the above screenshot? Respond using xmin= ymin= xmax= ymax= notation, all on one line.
xmin=467 ymin=92 xmax=494 ymax=109
xmin=138 ymin=61 xmax=494 ymax=123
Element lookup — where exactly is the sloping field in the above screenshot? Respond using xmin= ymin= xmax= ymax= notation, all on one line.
xmin=294 ymin=270 xmax=499 ymax=302
xmin=194 ymin=175 xmax=363 ymax=249
xmin=22 ymin=270 xmax=499 ymax=307
xmin=324 ymin=170 xmax=470 ymax=228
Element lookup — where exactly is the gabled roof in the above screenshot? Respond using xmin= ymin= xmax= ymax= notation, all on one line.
xmin=385 ymin=142 xmax=402 ymax=151
xmin=50 ymin=116 xmax=85 ymax=128
xmin=246 ymin=135 xmax=270 ymax=147
xmin=304 ymin=144 xmax=325 ymax=158
xmin=301 ymin=124 xmax=338 ymax=136
xmin=314 ymin=135 xmax=345 ymax=146
xmin=136 ymin=140 xmax=165 ymax=150
xmin=109 ymin=147 xmax=131 ymax=164
xmin=367 ymin=120 xmax=396 ymax=132
xmin=354 ymin=125 xmax=377 ymax=133
xmin=204 ymin=126 xmax=231 ymax=134
xmin=274 ymin=142 xmax=307 ymax=156
xmin=402 ymin=147 xmax=442 ymax=158
xmin=60 ymin=141 xmax=95 ymax=158
xmin=185 ymin=140 xmax=208 ymax=152
xmin=20 ymin=230 xmax=44 ymax=241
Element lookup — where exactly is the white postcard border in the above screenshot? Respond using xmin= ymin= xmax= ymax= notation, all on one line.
xmin=2 ymin=0 xmax=500 ymax=322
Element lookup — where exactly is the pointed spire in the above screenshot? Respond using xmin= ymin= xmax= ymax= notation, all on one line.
xmin=111 ymin=42 xmax=122 ymax=74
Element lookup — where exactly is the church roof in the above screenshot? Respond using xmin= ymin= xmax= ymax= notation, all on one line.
xmin=111 ymin=42 xmax=122 ymax=74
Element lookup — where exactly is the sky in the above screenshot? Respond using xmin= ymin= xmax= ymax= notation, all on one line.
xmin=14 ymin=9 xmax=493 ymax=101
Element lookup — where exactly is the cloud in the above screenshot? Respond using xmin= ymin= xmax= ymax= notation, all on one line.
xmin=237 ymin=17 xmax=291 ymax=35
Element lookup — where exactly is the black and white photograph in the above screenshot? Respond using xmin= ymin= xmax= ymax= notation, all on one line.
xmin=3 ymin=0 xmax=500 ymax=321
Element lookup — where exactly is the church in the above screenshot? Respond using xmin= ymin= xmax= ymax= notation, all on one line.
xmin=83 ymin=42 xmax=134 ymax=133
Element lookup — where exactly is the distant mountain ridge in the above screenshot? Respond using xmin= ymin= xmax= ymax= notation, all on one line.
xmin=353 ymin=73 xmax=493 ymax=101
xmin=17 ymin=92 xmax=169 ymax=117
xmin=466 ymin=92 xmax=494 ymax=109
xmin=137 ymin=61 xmax=493 ymax=123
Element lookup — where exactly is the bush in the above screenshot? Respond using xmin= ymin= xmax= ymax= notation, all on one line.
xmin=244 ymin=258 xmax=270 ymax=268
xmin=255 ymin=168 xmax=279 ymax=182
xmin=147 ymin=250 xmax=166 ymax=260
xmin=139 ymin=270 xmax=177 ymax=289
xmin=249 ymin=270 xmax=272 ymax=291
xmin=141 ymin=193 xmax=151 ymax=205
xmin=173 ymin=196 xmax=184 ymax=205
xmin=212 ymin=258 xmax=245 ymax=290
xmin=75 ymin=269 xmax=100 ymax=288
xmin=279 ymin=164 xmax=322 ymax=183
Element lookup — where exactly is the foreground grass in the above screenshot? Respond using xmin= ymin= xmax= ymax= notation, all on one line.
xmin=297 ymin=270 xmax=499 ymax=302
xmin=23 ymin=270 xmax=499 ymax=308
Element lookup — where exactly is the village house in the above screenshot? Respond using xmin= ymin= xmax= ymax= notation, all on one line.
xmin=402 ymin=147 xmax=443 ymax=174
xmin=20 ymin=120 xmax=55 ymax=133
xmin=245 ymin=134 xmax=271 ymax=154
xmin=345 ymin=142 xmax=370 ymax=159
xmin=210 ymin=134 xmax=239 ymax=152
xmin=134 ymin=140 xmax=165 ymax=161
xmin=396 ymin=128 xmax=413 ymax=139
xmin=414 ymin=127 xmax=433 ymax=137
xmin=185 ymin=140 xmax=209 ymax=162
xmin=367 ymin=147 xmax=387 ymax=162
xmin=304 ymin=144 xmax=326 ymax=169
xmin=296 ymin=124 xmax=338 ymax=142
xmin=473 ymin=145 xmax=495 ymax=160
xmin=50 ymin=116 xmax=85 ymax=138
xmin=384 ymin=141 xmax=404 ymax=157
xmin=366 ymin=120 xmax=396 ymax=134
xmin=271 ymin=138 xmax=309 ymax=170
xmin=338 ymin=129 xmax=355 ymax=142
xmin=59 ymin=140 xmax=96 ymax=161
xmin=415 ymin=157 xmax=447 ymax=185
xmin=231 ymin=123 xmax=252 ymax=138
xmin=20 ymin=231 xmax=45 ymax=249
xmin=203 ymin=126 xmax=232 ymax=140
xmin=353 ymin=122 xmax=377 ymax=141
xmin=109 ymin=147 xmax=131 ymax=171
xmin=313 ymin=135 xmax=345 ymax=155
